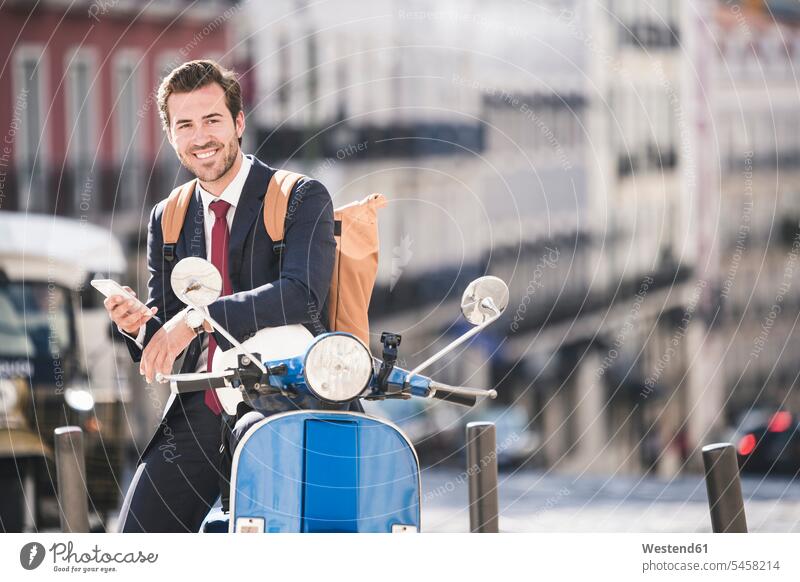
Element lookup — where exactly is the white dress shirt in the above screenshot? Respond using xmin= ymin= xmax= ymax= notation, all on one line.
xmin=125 ymin=152 xmax=252 ymax=373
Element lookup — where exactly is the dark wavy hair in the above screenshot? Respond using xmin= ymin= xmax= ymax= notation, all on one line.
xmin=157 ymin=59 xmax=243 ymax=144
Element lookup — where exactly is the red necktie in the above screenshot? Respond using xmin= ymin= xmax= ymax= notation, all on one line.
xmin=204 ymin=199 xmax=233 ymax=415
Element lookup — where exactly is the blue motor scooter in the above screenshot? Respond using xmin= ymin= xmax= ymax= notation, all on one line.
xmin=157 ymin=257 xmax=509 ymax=533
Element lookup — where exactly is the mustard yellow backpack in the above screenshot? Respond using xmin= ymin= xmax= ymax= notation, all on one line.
xmin=160 ymin=171 xmax=385 ymax=346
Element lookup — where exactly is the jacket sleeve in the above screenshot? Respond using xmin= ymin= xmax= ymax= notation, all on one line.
xmin=116 ymin=201 xmax=184 ymax=362
xmin=206 ymin=177 xmax=336 ymax=349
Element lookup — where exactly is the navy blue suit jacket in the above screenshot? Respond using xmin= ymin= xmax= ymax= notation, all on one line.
xmin=122 ymin=154 xmax=336 ymax=383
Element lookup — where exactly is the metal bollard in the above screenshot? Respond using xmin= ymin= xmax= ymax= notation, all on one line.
xmin=54 ymin=426 xmax=90 ymax=533
xmin=466 ymin=421 xmax=499 ymax=533
xmin=701 ymin=443 xmax=747 ymax=533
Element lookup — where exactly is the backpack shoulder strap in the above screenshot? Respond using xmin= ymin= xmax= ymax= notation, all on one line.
xmin=160 ymin=179 xmax=197 ymax=262
xmin=263 ymin=170 xmax=306 ymax=254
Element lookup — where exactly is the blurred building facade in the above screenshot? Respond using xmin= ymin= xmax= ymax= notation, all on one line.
xmin=706 ymin=1 xmax=800 ymax=424
xmin=0 ymin=0 xmax=241 ymax=238
xmin=528 ymin=0 xmax=704 ymax=476
xmin=4 ymin=0 xmax=798 ymax=479
xmin=1 ymin=0 xmax=243 ymax=448
xmin=239 ymin=0 xmax=710 ymax=476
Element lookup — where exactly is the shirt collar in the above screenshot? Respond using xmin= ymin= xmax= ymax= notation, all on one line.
xmin=197 ymin=152 xmax=252 ymax=212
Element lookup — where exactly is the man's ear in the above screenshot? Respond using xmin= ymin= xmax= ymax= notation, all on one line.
xmin=235 ymin=110 xmax=245 ymax=139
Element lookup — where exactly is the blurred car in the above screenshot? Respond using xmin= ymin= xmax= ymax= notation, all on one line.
xmin=0 ymin=212 xmax=130 ymax=531
xmin=736 ymin=411 xmax=800 ymax=476
xmin=461 ymin=403 xmax=540 ymax=469
xmin=367 ymin=395 xmax=542 ymax=468
xmin=361 ymin=397 xmax=440 ymax=445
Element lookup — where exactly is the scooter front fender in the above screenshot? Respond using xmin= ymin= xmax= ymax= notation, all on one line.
xmin=226 ymin=410 xmax=421 ymax=533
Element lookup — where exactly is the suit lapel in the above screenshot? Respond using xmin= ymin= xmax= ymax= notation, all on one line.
xmin=228 ymin=156 xmax=273 ymax=284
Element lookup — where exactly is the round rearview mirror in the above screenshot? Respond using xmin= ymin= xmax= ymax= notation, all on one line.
xmin=461 ymin=276 xmax=509 ymax=325
xmin=170 ymin=257 xmax=222 ymax=307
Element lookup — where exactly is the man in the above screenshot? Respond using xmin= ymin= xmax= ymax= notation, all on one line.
xmin=105 ymin=60 xmax=344 ymax=532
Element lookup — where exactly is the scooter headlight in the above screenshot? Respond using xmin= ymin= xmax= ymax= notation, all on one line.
xmin=303 ymin=333 xmax=373 ymax=403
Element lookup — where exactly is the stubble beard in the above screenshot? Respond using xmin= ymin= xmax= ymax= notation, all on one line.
xmin=179 ymin=134 xmax=240 ymax=184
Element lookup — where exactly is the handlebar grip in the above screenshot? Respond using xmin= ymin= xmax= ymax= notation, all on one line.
xmin=429 ymin=381 xmax=497 ymax=408
xmin=431 ymin=389 xmax=478 ymax=408
xmin=171 ymin=377 xmax=228 ymax=394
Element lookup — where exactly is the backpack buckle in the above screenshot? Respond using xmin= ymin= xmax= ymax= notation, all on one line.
xmin=163 ymin=243 xmax=176 ymax=262
xmin=272 ymin=241 xmax=286 ymax=255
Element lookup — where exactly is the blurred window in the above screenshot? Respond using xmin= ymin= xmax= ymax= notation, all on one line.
xmin=65 ymin=49 xmax=98 ymax=215
xmin=13 ymin=46 xmax=48 ymax=212
xmin=113 ymin=52 xmax=144 ymax=211
xmin=0 ymin=281 xmax=73 ymax=388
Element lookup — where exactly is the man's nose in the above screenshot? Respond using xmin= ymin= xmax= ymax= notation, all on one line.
xmin=190 ymin=124 xmax=213 ymax=147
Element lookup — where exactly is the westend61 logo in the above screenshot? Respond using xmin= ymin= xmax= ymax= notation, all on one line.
xmin=19 ymin=541 xmax=158 ymax=574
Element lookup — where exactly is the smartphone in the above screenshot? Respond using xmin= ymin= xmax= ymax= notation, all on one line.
xmin=91 ymin=279 xmax=149 ymax=314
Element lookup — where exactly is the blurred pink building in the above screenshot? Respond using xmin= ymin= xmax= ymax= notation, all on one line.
xmin=0 ymin=0 xmax=245 ymax=237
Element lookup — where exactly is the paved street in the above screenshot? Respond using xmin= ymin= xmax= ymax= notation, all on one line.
xmin=421 ymin=468 xmax=800 ymax=533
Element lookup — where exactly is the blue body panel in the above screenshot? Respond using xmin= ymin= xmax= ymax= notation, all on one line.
xmin=302 ymin=419 xmax=359 ymax=532
xmin=230 ymin=411 xmax=420 ymax=533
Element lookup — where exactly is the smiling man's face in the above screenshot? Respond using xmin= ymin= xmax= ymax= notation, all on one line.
xmin=166 ymin=82 xmax=245 ymax=188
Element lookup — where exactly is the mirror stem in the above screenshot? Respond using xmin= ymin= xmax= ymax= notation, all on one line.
xmin=405 ymin=298 xmax=501 ymax=386
xmin=183 ymin=296 xmax=267 ymax=374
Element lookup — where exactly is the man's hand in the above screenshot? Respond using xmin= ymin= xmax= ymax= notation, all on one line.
xmin=140 ymin=310 xmax=197 ymax=383
xmin=103 ymin=287 xmax=157 ymax=335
